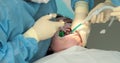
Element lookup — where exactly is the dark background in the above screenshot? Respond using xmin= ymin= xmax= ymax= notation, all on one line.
xmin=87 ymin=0 xmax=120 ymax=51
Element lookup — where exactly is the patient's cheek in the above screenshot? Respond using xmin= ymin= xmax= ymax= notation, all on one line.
xmin=50 ymin=16 xmax=82 ymax=52
xmin=51 ymin=34 xmax=81 ymax=52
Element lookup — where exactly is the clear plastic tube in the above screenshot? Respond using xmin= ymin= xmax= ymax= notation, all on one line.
xmin=72 ymin=6 xmax=115 ymax=33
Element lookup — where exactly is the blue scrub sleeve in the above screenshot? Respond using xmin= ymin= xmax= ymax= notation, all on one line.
xmin=111 ymin=0 xmax=120 ymax=6
xmin=0 ymin=0 xmax=39 ymax=63
xmin=71 ymin=0 xmax=94 ymax=11
xmin=0 ymin=30 xmax=38 ymax=63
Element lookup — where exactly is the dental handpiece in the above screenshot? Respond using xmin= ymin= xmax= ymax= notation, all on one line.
xmin=71 ymin=6 xmax=115 ymax=33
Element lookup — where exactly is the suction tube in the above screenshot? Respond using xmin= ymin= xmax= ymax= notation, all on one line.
xmin=72 ymin=6 xmax=115 ymax=33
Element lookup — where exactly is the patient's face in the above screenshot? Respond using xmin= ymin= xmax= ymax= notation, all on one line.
xmin=50 ymin=17 xmax=82 ymax=52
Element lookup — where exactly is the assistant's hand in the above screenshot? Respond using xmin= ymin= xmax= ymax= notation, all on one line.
xmin=71 ymin=19 xmax=90 ymax=47
xmin=24 ymin=13 xmax=64 ymax=42
xmin=88 ymin=1 xmax=113 ymax=24
xmin=71 ymin=10 xmax=90 ymax=47
xmin=111 ymin=6 xmax=120 ymax=22
xmin=71 ymin=1 xmax=90 ymax=47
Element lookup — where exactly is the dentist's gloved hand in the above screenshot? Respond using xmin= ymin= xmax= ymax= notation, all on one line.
xmin=111 ymin=6 xmax=120 ymax=22
xmin=31 ymin=0 xmax=49 ymax=3
xmin=88 ymin=0 xmax=113 ymax=24
xmin=24 ymin=14 xmax=64 ymax=42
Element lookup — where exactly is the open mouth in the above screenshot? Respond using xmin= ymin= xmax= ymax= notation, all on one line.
xmin=59 ymin=27 xmax=71 ymax=37
xmin=55 ymin=15 xmax=72 ymax=37
xmin=55 ymin=15 xmax=83 ymax=45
